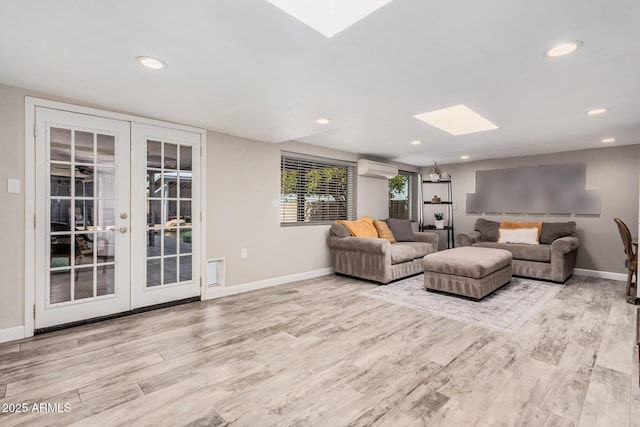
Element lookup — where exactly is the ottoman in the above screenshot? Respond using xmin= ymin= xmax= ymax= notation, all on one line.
xmin=423 ymin=247 xmax=512 ymax=300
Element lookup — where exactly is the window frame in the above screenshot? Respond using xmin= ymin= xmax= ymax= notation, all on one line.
xmin=280 ymin=151 xmax=357 ymax=226
xmin=388 ymin=170 xmax=417 ymax=221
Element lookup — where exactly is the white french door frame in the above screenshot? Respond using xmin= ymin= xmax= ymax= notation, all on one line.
xmin=24 ymin=97 xmax=208 ymax=337
xmin=130 ymin=123 xmax=202 ymax=308
xmin=34 ymin=108 xmax=132 ymax=328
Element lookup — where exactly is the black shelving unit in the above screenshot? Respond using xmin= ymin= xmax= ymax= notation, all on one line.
xmin=419 ymin=178 xmax=454 ymax=248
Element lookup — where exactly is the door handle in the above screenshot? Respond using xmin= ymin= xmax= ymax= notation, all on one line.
xmin=119 ymin=226 xmax=128 ymax=234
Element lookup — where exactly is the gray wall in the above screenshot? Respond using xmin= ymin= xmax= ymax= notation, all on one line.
xmin=0 ymin=84 xmax=27 ymax=330
xmin=421 ymin=145 xmax=640 ymax=273
xmin=0 ymin=82 xmax=414 ymax=331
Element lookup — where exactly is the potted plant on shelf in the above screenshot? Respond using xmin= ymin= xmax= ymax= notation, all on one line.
xmin=434 ymin=212 xmax=445 ymax=229
xmin=430 ymin=161 xmax=442 ymax=182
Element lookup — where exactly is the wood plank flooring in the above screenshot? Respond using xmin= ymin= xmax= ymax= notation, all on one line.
xmin=0 ymin=274 xmax=638 ymax=426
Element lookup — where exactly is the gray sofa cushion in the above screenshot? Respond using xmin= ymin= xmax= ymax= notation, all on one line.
xmin=389 ymin=242 xmax=436 ymax=264
xmin=540 ymin=221 xmax=576 ymax=244
xmin=330 ymin=223 xmax=352 ymax=238
xmin=386 ymin=218 xmax=416 ymax=242
xmin=395 ymin=242 xmax=434 ymax=258
xmin=390 ymin=244 xmax=416 ymax=264
xmin=474 ymin=218 xmax=500 ymax=242
xmin=424 ymin=247 xmax=512 ymax=279
xmin=473 ymin=242 xmax=551 ymax=262
xmin=457 ymin=231 xmax=482 ymax=246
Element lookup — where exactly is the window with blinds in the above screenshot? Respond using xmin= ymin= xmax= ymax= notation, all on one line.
xmin=389 ymin=171 xmax=416 ymax=220
xmin=280 ymin=151 xmax=357 ymax=225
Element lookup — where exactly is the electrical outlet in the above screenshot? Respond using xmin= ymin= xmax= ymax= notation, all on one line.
xmin=241 ymin=248 xmax=248 ymax=259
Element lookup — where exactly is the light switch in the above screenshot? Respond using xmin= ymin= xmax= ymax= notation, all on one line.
xmin=7 ymin=179 xmax=21 ymax=194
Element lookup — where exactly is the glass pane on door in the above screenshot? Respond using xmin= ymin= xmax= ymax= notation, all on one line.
xmin=47 ymin=126 xmax=117 ymax=305
xmin=146 ymin=140 xmax=194 ymax=287
xmin=50 ymin=270 xmax=72 ymax=304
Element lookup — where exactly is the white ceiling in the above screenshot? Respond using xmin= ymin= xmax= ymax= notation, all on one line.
xmin=1 ymin=0 xmax=639 ymax=166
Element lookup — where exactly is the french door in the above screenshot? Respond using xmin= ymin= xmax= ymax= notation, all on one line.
xmin=35 ymin=108 xmax=201 ymax=329
xmin=130 ymin=123 xmax=201 ymax=308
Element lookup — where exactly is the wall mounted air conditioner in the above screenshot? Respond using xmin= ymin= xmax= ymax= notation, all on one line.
xmin=357 ymin=159 xmax=398 ymax=179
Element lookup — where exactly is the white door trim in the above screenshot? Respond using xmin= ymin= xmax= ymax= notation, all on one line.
xmin=24 ymin=97 xmax=207 ymax=338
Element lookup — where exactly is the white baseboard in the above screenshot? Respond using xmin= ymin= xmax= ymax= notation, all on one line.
xmin=0 ymin=325 xmax=25 ymax=344
xmin=202 ymin=268 xmax=334 ymax=300
xmin=574 ymin=268 xmax=627 ymax=282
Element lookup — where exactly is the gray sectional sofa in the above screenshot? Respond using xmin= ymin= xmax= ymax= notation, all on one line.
xmin=456 ymin=218 xmax=580 ymax=283
xmin=327 ymin=223 xmax=439 ymax=284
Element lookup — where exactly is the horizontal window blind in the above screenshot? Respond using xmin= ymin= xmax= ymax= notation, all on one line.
xmin=281 ymin=151 xmax=356 ymax=225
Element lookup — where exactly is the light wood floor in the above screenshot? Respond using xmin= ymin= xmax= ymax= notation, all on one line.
xmin=0 ymin=274 xmax=638 ymax=426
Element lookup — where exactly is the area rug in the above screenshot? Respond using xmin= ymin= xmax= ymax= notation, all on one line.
xmin=362 ymin=274 xmax=564 ymax=333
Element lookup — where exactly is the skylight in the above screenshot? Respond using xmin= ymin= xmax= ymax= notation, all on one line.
xmin=414 ymin=104 xmax=498 ymax=136
xmin=266 ymin=0 xmax=394 ymax=38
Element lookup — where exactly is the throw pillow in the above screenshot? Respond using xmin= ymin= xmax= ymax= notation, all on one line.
xmin=500 ymin=221 xmax=543 ymax=243
xmin=474 ymin=218 xmax=500 ymax=242
xmin=336 ymin=216 xmax=378 ymax=238
xmin=497 ymin=228 xmax=539 ymax=244
xmin=386 ymin=218 xmax=416 ymax=242
xmin=373 ymin=220 xmax=396 ymax=243
xmin=539 ymin=221 xmax=576 ymax=244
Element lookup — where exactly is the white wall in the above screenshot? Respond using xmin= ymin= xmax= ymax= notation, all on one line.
xmin=0 ymin=84 xmax=26 ymax=331
xmin=357 ymin=176 xmax=390 ymax=219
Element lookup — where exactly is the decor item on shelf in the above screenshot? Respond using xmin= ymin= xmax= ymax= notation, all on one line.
xmin=434 ymin=212 xmax=445 ymax=229
xmin=440 ymin=171 xmax=450 ymax=180
xmin=420 ymin=174 xmax=454 ymax=248
xmin=430 ymin=161 xmax=442 ymax=182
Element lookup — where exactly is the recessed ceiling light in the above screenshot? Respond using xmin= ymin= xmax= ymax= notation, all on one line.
xmin=414 ymin=104 xmax=498 ymax=136
xmin=136 ymin=56 xmax=167 ymax=70
xmin=587 ymin=108 xmax=608 ymax=116
xmin=460 ymin=155 xmax=470 ymax=160
xmin=266 ymin=0 xmax=394 ymax=38
xmin=315 ymin=118 xmax=331 ymax=124
xmin=601 ymin=137 xmax=616 ymax=143
xmin=546 ymin=41 xmax=583 ymax=57
xmin=410 ymin=140 xmax=422 ymax=145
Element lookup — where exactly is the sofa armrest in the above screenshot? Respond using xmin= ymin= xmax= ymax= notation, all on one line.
xmin=414 ymin=232 xmax=439 ymax=247
xmin=456 ymin=231 xmax=482 ymax=247
xmin=551 ymin=236 xmax=580 ymax=255
xmin=327 ymin=236 xmax=390 ymax=255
